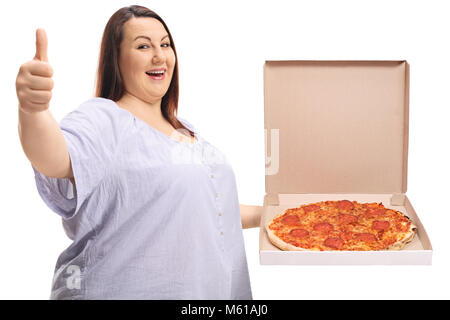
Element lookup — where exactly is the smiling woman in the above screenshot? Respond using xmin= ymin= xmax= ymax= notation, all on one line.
xmin=18 ymin=5 xmax=255 ymax=300
xmin=95 ymin=6 xmax=194 ymax=141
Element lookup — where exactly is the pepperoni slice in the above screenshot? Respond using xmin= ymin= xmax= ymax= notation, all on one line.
xmin=313 ymin=222 xmax=333 ymax=232
xmin=324 ymin=237 xmax=344 ymax=249
xmin=303 ymin=204 xmax=319 ymax=212
xmin=365 ymin=208 xmax=385 ymax=217
xmin=372 ymin=220 xmax=390 ymax=231
xmin=289 ymin=228 xmax=309 ymax=238
xmin=341 ymin=231 xmax=353 ymax=241
xmin=337 ymin=200 xmax=354 ymax=210
xmin=338 ymin=214 xmax=358 ymax=224
xmin=355 ymin=233 xmax=377 ymax=242
xmin=282 ymin=215 xmax=300 ymax=226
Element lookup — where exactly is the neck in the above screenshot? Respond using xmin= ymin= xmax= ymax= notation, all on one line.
xmin=116 ymin=92 xmax=164 ymax=120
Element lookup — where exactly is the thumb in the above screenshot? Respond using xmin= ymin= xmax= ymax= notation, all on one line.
xmin=34 ymin=28 xmax=48 ymax=62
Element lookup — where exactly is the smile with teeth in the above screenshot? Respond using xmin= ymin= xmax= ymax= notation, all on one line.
xmin=146 ymin=70 xmax=166 ymax=80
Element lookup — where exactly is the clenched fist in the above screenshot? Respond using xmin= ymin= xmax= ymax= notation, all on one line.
xmin=16 ymin=29 xmax=54 ymax=114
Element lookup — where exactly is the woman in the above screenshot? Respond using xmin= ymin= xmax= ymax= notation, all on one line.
xmin=16 ymin=5 xmax=261 ymax=299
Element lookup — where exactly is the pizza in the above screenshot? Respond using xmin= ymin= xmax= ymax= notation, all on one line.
xmin=265 ymin=200 xmax=417 ymax=251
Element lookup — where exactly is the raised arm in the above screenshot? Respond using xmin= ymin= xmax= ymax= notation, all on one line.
xmin=16 ymin=29 xmax=73 ymax=183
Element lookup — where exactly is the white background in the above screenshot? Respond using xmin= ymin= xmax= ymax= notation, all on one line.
xmin=1 ymin=0 xmax=449 ymax=299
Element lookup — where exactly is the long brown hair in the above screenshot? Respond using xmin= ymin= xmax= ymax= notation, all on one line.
xmin=95 ymin=5 xmax=194 ymax=138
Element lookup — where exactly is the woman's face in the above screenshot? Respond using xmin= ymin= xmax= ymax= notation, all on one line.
xmin=119 ymin=17 xmax=176 ymax=103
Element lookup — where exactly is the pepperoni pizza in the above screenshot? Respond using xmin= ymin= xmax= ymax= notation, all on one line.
xmin=266 ymin=200 xmax=417 ymax=251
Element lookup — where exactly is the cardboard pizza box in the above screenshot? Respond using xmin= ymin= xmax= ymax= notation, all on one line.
xmin=259 ymin=60 xmax=432 ymax=265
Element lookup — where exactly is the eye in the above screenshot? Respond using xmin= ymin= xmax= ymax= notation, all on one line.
xmin=138 ymin=43 xmax=170 ymax=49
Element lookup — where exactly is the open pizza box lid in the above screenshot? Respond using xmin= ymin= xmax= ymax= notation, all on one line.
xmin=260 ymin=60 xmax=432 ymax=265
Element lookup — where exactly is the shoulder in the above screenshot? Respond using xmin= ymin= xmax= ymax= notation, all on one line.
xmin=70 ymin=97 xmax=119 ymax=118
xmin=60 ymin=97 xmax=127 ymax=140
xmin=61 ymin=97 xmax=123 ymax=127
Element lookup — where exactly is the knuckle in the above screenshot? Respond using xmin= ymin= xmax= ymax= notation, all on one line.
xmin=17 ymin=89 xmax=24 ymax=100
xmin=26 ymin=60 xmax=36 ymax=69
xmin=47 ymin=65 xmax=54 ymax=77
xmin=19 ymin=63 xmax=29 ymax=76
xmin=15 ymin=76 xmax=23 ymax=88
xmin=40 ymin=61 xmax=53 ymax=76
xmin=21 ymin=61 xmax=30 ymax=69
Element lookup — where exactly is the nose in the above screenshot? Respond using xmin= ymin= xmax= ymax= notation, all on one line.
xmin=152 ymin=46 xmax=165 ymax=64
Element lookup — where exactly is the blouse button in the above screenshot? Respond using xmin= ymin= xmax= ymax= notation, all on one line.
xmin=216 ymin=192 xmax=219 ymax=199
xmin=220 ymin=232 xmax=224 ymax=236
xmin=218 ymin=212 xmax=222 ymax=216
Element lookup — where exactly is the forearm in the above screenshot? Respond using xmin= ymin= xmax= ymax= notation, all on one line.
xmin=18 ymin=107 xmax=71 ymax=178
xmin=240 ymin=204 xmax=263 ymax=229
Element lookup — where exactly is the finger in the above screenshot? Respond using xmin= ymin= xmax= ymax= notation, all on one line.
xmin=34 ymin=28 xmax=48 ymax=62
xmin=28 ymin=60 xmax=53 ymax=77
xmin=26 ymin=88 xmax=52 ymax=104
xmin=27 ymin=74 xmax=54 ymax=90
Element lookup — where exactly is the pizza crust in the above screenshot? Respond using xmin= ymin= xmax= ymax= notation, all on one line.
xmin=265 ymin=211 xmax=319 ymax=251
xmin=266 ymin=223 xmax=318 ymax=251
xmin=386 ymin=223 xmax=417 ymax=251
xmin=265 ymin=204 xmax=418 ymax=251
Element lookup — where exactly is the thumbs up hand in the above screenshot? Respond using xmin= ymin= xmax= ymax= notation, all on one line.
xmin=16 ymin=29 xmax=54 ymax=114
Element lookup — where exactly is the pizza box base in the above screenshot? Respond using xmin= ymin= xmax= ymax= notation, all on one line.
xmin=259 ymin=193 xmax=432 ymax=265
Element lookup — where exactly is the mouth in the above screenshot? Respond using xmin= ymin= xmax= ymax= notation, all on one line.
xmin=145 ymin=69 xmax=166 ymax=80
